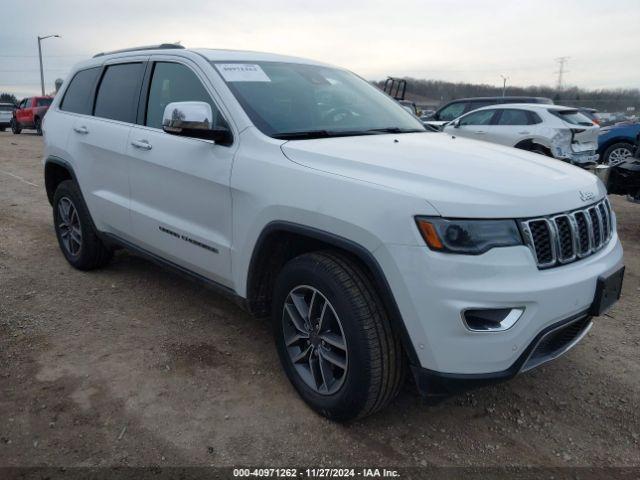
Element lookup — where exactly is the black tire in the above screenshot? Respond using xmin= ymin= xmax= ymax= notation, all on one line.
xmin=530 ymin=144 xmax=551 ymax=156
xmin=602 ymin=142 xmax=634 ymax=165
xmin=11 ymin=119 xmax=21 ymax=134
xmin=53 ymin=180 xmax=113 ymax=270
xmin=272 ymin=251 xmax=405 ymax=421
xmin=0 ymin=127 xmax=5 ymax=132
xmin=35 ymin=117 xmax=42 ymax=136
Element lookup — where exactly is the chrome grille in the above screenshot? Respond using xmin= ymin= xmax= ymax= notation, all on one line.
xmin=520 ymin=199 xmax=613 ymax=269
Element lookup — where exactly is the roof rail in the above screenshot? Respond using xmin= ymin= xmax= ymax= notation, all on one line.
xmin=93 ymin=43 xmax=185 ymax=58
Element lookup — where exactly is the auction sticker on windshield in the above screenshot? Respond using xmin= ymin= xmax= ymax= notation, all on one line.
xmin=215 ymin=64 xmax=271 ymax=82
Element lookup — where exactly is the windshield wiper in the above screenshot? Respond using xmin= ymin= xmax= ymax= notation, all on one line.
xmin=272 ymin=130 xmax=380 ymax=140
xmin=366 ymin=127 xmax=425 ymax=134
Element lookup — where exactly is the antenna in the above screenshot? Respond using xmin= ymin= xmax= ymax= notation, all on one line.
xmin=555 ymin=56 xmax=570 ymax=91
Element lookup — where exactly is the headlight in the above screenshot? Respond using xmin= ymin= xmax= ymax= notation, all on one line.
xmin=415 ymin=217 xmax=522 ymax=254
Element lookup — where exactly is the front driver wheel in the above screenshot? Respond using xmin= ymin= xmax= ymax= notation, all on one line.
xmin=53 ymin=180 xmax=113 ymax=270
xmin=272 ymin=252 xmax=405 ymax=421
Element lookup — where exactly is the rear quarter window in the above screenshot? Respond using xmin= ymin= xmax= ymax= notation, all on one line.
xmin=549 ymin=109 xmax=594 ymax=126
xmin=60 ymin=67 xmax=102 ymax=115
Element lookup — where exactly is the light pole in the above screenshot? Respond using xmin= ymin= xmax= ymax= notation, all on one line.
xmin=37 ymin=34 xmax=61 ymax=95
xmin=500 ymin=75 xmax=509 ymax=97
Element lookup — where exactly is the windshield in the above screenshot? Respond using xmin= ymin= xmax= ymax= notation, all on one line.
xmin=213 ymin=61 xmax=425 ymax=139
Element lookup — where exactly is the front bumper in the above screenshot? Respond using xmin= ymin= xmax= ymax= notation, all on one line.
xmin=376 ymin=232 xmax=623 ymax=376
xmin=411 ymin=310 xmax=593 ymax=401
xmin=557 ymin=152 xmax=599 ymax=167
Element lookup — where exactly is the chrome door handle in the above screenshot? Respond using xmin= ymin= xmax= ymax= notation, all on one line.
xmin=475 ymin=131 xmax=486 ymax=134
xmin=131 ymin=139 xmax=152 ymax=150
xmin=73 ymin=126 xmax=88 ymax=134
xmin=518 ymin=131 xmax=530 ymax=134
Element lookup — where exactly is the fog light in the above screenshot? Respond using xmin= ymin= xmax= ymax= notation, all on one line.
xmin=462 ymin=307 xmax=525 ymax=332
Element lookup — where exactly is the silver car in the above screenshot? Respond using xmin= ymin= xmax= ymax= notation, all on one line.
xmin=444 ymin=104 xmax=600 ymax=167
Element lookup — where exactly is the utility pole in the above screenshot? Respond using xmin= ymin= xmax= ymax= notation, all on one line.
xmin=37 ymin=34 xmax=61 ymax=95
xmin=555 ymin=56 xmax=570 ymax=92
xmin=500 ymin=75 xmax=509 ymax=97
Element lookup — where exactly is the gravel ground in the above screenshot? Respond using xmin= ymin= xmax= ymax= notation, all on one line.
xmin=0 ymin=131 xmax=639 ymax=469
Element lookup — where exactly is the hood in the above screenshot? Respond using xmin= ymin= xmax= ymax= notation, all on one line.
xmin=281 ymin=132 xmax=606 ymax=218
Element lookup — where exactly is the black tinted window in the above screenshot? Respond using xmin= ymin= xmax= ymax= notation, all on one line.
xmin=438 ymin=102 xmax=467 ymax=121
xmin=60 ymin=67 xmax=101 ymax=115
xmin=528 ymin=111 xmax=542 ymax=124
xmin=146 ymin=62 xmax=227 ymax=130
xmin=496 ymin=109 xmax=531 ymax=125
xmin=459 ymin=109 xmax=495 ymax=126
xmin=465 ymin=101 xmax=493 ymax=113
xmin=36 ymin=98 xmax=52 ymax=107
xmin=94 ymin=63 xmax=144 ymax=123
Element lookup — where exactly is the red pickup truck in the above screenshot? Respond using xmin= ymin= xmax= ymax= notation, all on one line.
xmin=11 ymin=96 xmax=53 ymax=135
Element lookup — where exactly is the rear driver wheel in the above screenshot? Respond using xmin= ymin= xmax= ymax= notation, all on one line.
xmin=53 ymin=180 xmax=112 ymax=270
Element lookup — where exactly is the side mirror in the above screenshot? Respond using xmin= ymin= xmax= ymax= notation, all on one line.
xmin=162 ymin=101 xmax=231 ymax=144
xmin=449 ymin=119 xmax=460 ymax=128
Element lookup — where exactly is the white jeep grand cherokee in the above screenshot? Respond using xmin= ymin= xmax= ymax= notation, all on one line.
xmin=43 ymin=44 xmax=624 ymax=421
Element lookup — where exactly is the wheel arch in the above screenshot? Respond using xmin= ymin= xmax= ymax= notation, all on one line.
xmin=599 ymin=137 xmax=635 ymax=154
xmin=44 ymin=156 xmax=78 ymax=206
xmin=246 ymin=221 xmax=420 ymax=365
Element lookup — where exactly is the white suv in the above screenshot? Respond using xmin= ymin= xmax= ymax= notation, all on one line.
xmin=42 ymin=45 xmax=624 ymax=421
xmin=443 ymin=104 xmax=600 ymax=167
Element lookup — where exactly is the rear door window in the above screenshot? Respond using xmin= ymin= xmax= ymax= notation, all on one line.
xmin=60 ymin=67 xmax=102 ymax=115
xmin=94 ymin=63 xmax=145 ymax=123
xmin=496 ymin=109 xmax=531 ymax=126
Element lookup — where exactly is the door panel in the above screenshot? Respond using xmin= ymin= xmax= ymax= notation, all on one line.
xmin=68 ymin=116 xmax=132 ymax=236
xmin=452 ymin=109 xmax=498 ymax=141
xmin=126 ymin=60 xmax=234 ymax=285
xmin=127 ymin=127 xmax=234 ymax=285
xmin=490 ymin=109 xmax=539 ymax=147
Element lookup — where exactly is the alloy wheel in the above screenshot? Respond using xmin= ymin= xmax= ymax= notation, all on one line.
xmin=608 ymin=147 xmax=632 ymax=165
xmin=282 ymin=285 xmax=348 ymax=395
xmin=57 ymin=196 xmax=82 ymax=256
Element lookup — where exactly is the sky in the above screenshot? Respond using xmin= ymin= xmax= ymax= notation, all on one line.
xmin=1 ymin=0 xmax=639 ymax=99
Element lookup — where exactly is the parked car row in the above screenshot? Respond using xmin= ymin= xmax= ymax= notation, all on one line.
xmin=0 ymin=96 xmax=54 ymax=135
xmin=422 ymin=96 xmax=554 ymax=129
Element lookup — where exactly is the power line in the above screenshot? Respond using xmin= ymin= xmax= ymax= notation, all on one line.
xmin=555 ymin=56 xmax=570 ymax=91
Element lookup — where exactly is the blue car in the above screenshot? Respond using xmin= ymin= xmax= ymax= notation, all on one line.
xmin=598 ymin=122 xmax=640 ymax=164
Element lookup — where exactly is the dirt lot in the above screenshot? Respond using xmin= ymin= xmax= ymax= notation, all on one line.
xmin=1 ymin=131 xmax=639 ymax=469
